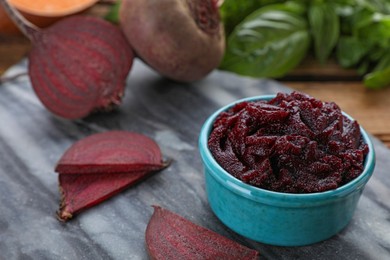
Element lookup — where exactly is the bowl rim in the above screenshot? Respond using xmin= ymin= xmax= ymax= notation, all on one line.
xmin=199 ymin=94 xmax=376 ymax=207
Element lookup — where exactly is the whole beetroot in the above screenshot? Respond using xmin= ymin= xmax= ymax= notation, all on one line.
xmin=119 ymin=0 xmax=225 ymax=82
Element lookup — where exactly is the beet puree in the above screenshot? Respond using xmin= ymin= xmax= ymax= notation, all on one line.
xmin=208 ymin=92 xmax=369 ymax=193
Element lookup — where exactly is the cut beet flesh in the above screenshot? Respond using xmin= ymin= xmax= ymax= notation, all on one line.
xmin=28 ymin=15 xmax=134 ymax=119
xmin=0 ymin=0 xmax=134 ymax=119
xmin=55 ymin=131 xmax=168 ymax=221
xmin=58 ymin=171 xmax=151 ymax=221
xmin=55 ymin=131 xmax=164 ymax=174
xmin=145 ymin=206 xmax=259 ymax=260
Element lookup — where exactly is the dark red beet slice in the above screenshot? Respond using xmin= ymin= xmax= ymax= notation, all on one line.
xmin=0 ymin=1 xmax=133 ymax=119
xmin=55 ymin=131 xmax=165 ymax=174
xmin=55 ymin=131 xmax=169 ymax=221
xmin=58 ymin=171 xmax=152 ymax=221
xmin=146 ymin=206 xmax=259 ymax=260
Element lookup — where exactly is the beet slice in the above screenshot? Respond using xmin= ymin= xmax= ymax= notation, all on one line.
xmin=55 ymin=131 xmax=169 ymax=221
xmin=58 ymin=171 xmax=152 ymax=221
xmin=0 ymin=1 xmax=133 ymax=119
xmin=55 ymin=131 xmax=165 ymax=174
xmin=146 ymin=206 xmax=259 ymax=260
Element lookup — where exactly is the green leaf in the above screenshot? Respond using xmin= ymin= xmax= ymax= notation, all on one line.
xmin=357 ymin=59 xmax=370 ymax=75
xmin=220 ymin=0 xmax=285 ymax=36
xmin=358 ymin=0 xmax=390 ymax=14
xmin=105 ymin=1 xmax=121 ymax=24
xmin=308 ymin=1 xmax=340 ymax=64
xmin=368 ymin=47 xmax=386 ymax=62
xmin=220 ymin=3 xmax=310 ymax=78
xmin=364 ymin=66 xmax=390 ymax=89
xmin=357 ymin=13 xmax=390 ymax=47
xmin=336 ymin=36 xmax=370 ymax=68
xmin=373 ymin=50 xmax=390 ymax=71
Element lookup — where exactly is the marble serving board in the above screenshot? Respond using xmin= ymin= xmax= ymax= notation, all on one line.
xmin=0 ymin=60 xmax=389 ymax=260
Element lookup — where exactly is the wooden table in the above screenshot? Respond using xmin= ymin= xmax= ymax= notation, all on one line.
xmin=1 ymin=3 xmax=389 ymax=148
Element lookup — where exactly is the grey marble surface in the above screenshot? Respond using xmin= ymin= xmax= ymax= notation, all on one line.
xmin=0 ymin=60 xmax=389 ymax=260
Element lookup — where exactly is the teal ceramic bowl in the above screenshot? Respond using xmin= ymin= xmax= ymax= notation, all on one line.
xmin=198 ymin=95 xmax=375 ymax=246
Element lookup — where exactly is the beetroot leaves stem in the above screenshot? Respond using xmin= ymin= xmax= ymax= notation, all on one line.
xmin=0 ymin=0 xmax=39 ymax=40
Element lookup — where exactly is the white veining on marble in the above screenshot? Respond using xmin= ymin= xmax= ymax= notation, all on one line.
xmin=2 ymin=58 xmax=27 ymax=77
xmin=1 ymin=59 xmax=42 ymax=107
xmin=79 ymin=210 xmax=141 ymax=260
xmin=155 ymin=130 xmax=194 ymax=151
xmin=364 ymin=176 xmax=390 ymax=209
xmin=197 ymin=80 xmax=239 ymax=106
xmin=3 ymin=78 xmax=43 ymax=107
xmin=343 ymin=196 xmax=390 ymax=259
xmin=0 ymin=102 xmax=55 ymax=187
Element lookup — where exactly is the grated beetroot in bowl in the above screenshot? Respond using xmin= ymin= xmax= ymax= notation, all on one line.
xmin=208 ymin=92 xmax=369 ymax=193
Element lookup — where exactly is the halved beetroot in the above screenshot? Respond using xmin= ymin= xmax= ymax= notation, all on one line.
xmin=146 ymin=206 xmax=260 ymax=259
xmin=28 ymin=16 xmax=134 ymax=119
xmin=0 ymin=0 xmax=134 ymax=119
xmin=55 ymin=131 xmax=169 ymax=221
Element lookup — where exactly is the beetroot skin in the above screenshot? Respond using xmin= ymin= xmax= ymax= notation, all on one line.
xmin=28 ymin=16 xmax=134 ymax=119
xmin=119 ymin=0 xmax=225 ymax=82
xmin=146 ymin=206 xmax=259 ymax=260
xmin=55 ymin=131 xmax=169 ymax=221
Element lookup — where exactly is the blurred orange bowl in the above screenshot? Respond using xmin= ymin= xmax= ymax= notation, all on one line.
xmin=0 ymin=0 xmax=99 ymax=35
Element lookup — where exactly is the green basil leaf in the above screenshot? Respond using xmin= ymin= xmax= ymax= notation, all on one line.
xmin=357 ymin=60 xmax=370 ymax=75
xmin=220 ymin=3 xmax=310 ymax=78
xmin=220 ymin=0 xmax=285 ymax=36
xmin=357 ymin=14 xmax=390 ymax=47
xmin=373 ymin=50 xmax=390 ymax=71
xmin=357 ymin=0 xmax=390 ymax=14
xmin=339 ymin=5 xmax=377 ymax=36
xmin=308 ymin=1 xmax=340 ymax=64
xmin=336 ymin=36 xmax=370 ymax=68
xmin=364 ymin=67 xmax=390 ymax=89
